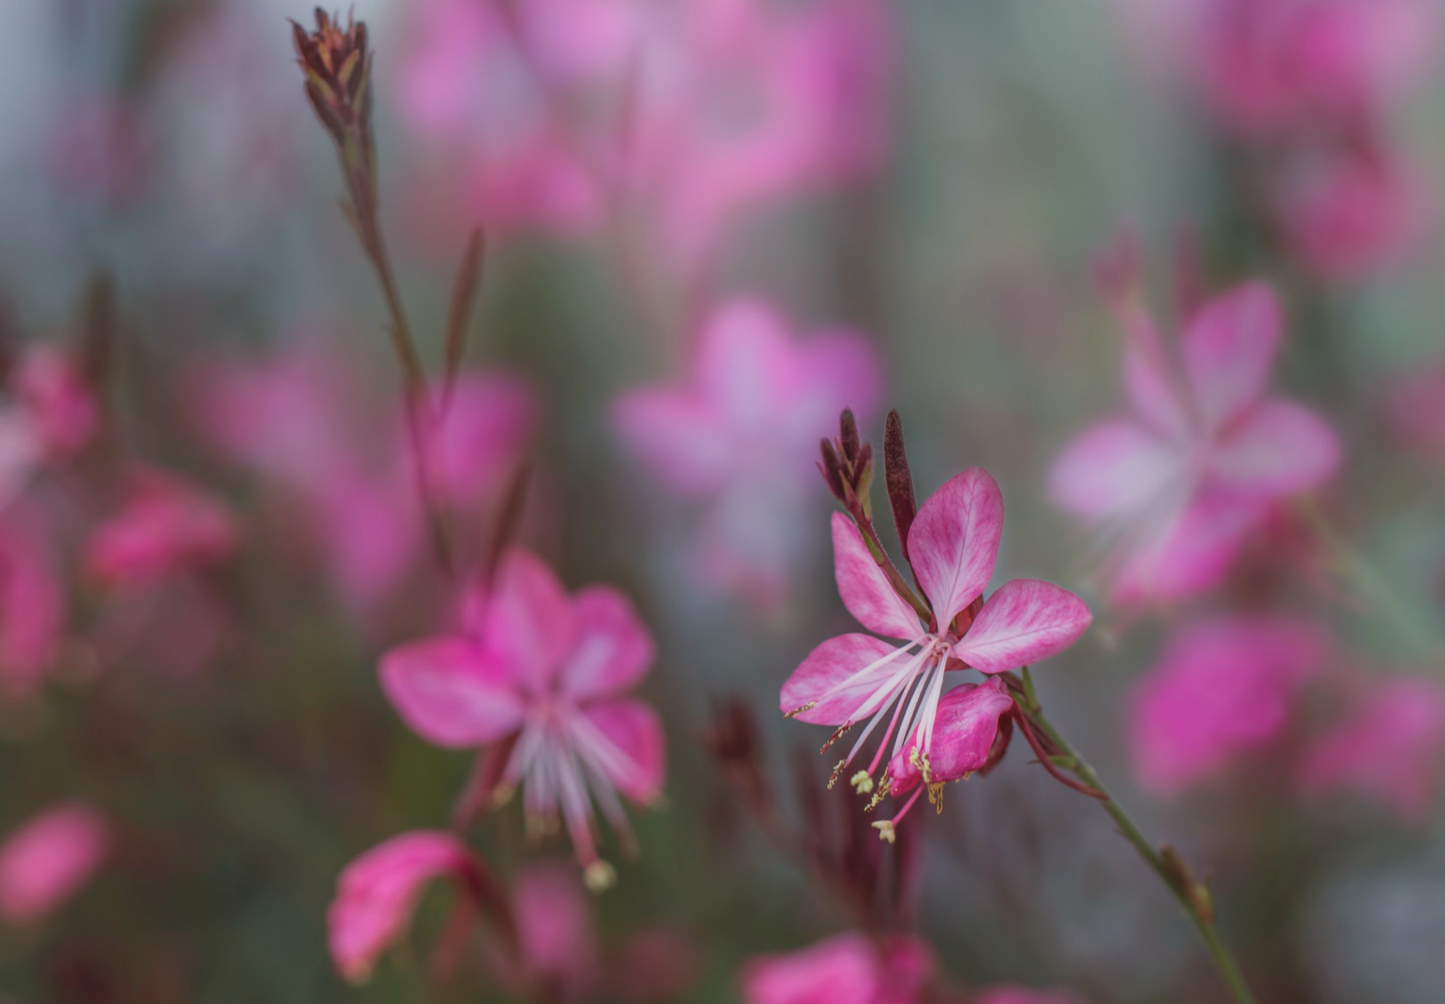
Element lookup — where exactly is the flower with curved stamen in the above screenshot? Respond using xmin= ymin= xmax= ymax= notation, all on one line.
xmin=380 ymin=550 xmax=664 ymax=889
xmin=781 ymin=468 xmax=1091 ymax=800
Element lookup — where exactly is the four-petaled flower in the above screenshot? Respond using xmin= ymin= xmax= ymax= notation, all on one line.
xmin=380 ymin=550 xmax=665 ymax=890
xmin=780 ymin=468 xmax=1091 ymax=836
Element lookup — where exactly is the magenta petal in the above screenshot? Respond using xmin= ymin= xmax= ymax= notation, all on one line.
xmin=483 ymin=550 xmax=575 ymax=691
xmin=559 ymin=586 xmax=656 ymax=701
xmin=888 ymin=679 xmax=1015 ymax=789
xmin=832 ymin=513 xmax=922 ymax=639
xmin=1181 ymin=281 xmax=1282 ymax=431
xmin=906 ymin=468 xmax=1004 ymax=626
xmin=780 ymin=633 xmax=903 ymax=725
xmin=1209 ymin=399 xmax=1340 ymax=498
xmin=0 ymin=803 xmax=108 ymax=924
xmin=379 ymin=637 xmax=525 ymax=748
xmin=952 ymin=580 xmax=1092 ymax=674
xmin=1048 ymin=420 xmax=1178 ymax=520
xmin=584 ymin=699 xmax=666 ymax=803
xmin=612 ymin=388 xmax=733 ymax=497
xmin=328 ymin=831 xmax=473 ymax=984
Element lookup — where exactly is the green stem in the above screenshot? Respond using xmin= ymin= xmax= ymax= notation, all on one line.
xmin=1016 ymin=679 xmax=1259 ymax=1004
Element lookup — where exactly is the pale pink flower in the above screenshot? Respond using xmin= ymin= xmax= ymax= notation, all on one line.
xmin=1129 ymin=617 xmax=1327 ymax=793
xmin=328 ymin=830 xmax=477 ymax=984
xmin=84 ymin=470 xmax=237 ymax=587
xmin=1297 ymin=676 xmax=1445 ymax=821
xmin=972 ymin=988 xmax=1090 ymax=1004
xmin=1189 ymin=0 xmax=1438 ymax=134
xmin=614 ymin=299 xmax=880 ymax=601
xmin=781 ymin=468 xmax=1091 ymax=835
xmin=1050 ymin=280 xmax=1340 ymax=603
xmin=0 ymin=515 xmax=63 ymax=702
xmin=381 ymin=550 xmax=664 ymax=888
xmin=12 ymin=346 xmax=99 ymax=458
xmin=0 ymin=804 xmax=108 ymax=924
xmin=1274 ymin=146 xmax=1428 ymax=280
xmin=741 ymin=931 xmax=933 ymax=1004
xmin=509 ymin=864 xmax=598 ymax=995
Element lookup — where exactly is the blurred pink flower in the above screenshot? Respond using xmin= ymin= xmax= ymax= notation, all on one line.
xmin=423 ymin=373 xmax=538 ymax=508
xmin=1274 ymin=146 xmax=1428 ymax=280
xmin=614 ymin=298 xmax=880 ymax=601
xmin=1050 ymin=280 xmax=1340 ymax=603
xmin=0 ymin=515 xmax=64 ymax=702
xmin=328 ymin=830 xmax=477 ymax=984
xmin=1189 ymin=0 xmax=1438 ymax=134
xmin=0 ymin=804 xmax=108 ymax=924
xmin=741 ymin=931 xmax=934 ymax=1004
xmin=1297 ymin=676 xmax=1445 ymax=821
xmin=781 ymin=469 xmax=1090 ymax=817
xmin=972 ymin=988 xmax=1089 ymax=1004
xmin=12 ymin=346 xmax=99 ymax=458
xmin=84 ymin=470 xmax=237 ymax=587
xmin=381 ymin=550 xmax=664 ymax=888
xmin=508 ymin=864 xmax=597 ymax=995
xmin=1129 ymin=616 xmax=1328 ymax=793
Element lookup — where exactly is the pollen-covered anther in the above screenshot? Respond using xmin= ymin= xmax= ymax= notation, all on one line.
xmin=489 ymin=784 xmax=516 ymax=809
xmin=583 ymin=860 xmax=617 ymax=893
xmin=865 ymin=774 xmax=892 ymax=812
xmin=826 ymin=759 xmax=848 ymax=789
xmin=908 ymin=747 xmax=934 ymax=784
xmin=850 ymin=770 xmax=874 ymax=795
xmin=927 ymin=782 xmax=945 ymax=813
xmin=872 ymin=820 xmax=896 ymax=844
xmin=819 ymin=722 xmax=853 ymax=755
xmin=525 ymin=814 xmax=559 ymax=840
xmin=784 ymin=701 xmax=818 ymax=719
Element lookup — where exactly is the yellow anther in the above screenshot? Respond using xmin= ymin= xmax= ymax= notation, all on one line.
xmin=784 ymin=702 xmax=818 ymax=719
xmin=583 ymin=860 xmax=617 ymax=893
xmin=489 ymin=784 xmax=516 ymax=809
xmin=865 ymin=774 xmax=893 ymax=812
xmin=826 ymin=759 xmax=848 ymax=789
xmin=872 ymin=820 xmax=896 ymax=844
xmin=850 ymin=771 xmax=874 ymax=794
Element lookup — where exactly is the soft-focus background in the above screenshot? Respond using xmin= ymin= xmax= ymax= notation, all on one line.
xmin=1 ymin=0 xmax=1443 ymax=1002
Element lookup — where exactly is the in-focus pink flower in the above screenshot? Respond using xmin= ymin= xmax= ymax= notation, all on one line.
xmin=1128 ymin=617 xmax=1327 ymax=793
xmin=614 ymin=298 xmax=880 ymax=602
xmin=972 ymin=987 xmax=1090 ymax=1004
xmin=508 ymin=864 xmax=598 ymax=995
xmin=742 ymin=931 xmax=933 ymax=1004
xmin=328 ymin=830 xmax=478 ymax=984
xmin=84 ymin=470 xmax=238 ymax=587
xmin=0 ymin=803 xmax=108 ymax=924
xmin=12 ymin=346 xmax=99 ymax=458
xmin=0 ymin=515 xmax=64 ymax=702
xmin=781 ymin=468 xmax=1091 ymax=837
xmin=1050 ymin=280 xmax=1340 ymax=603
xmin=1189 ymin=0 xmax=1438 ymax=134
xmin=381 ymin=550 xmax=664 ymax=888
xmin=1274 ymin=146 xmax=1428 ymax=280
xmin=883 ymin=677 xmax=1015 ymax=813
xmin=1297 ymin=676 xmax=1445 ymax=821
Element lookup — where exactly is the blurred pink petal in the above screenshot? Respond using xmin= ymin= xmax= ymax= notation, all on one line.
xmin=742 ymin=931 xmax=933 ymax=1004
xmin=1181 ymin=281 xmax=1282 ymax=433
xmin=328 ymin=831 xmax=475 ymax=984
xmin=1048 ymin=420 xmax=1179 ymax=521
xmin=511 ymin=864 xmax=598 ymax=993
xmin=906 ymin=469 xmax=1004 ymax=627
xmin=832 ymin=514 xmax=924 ymax=641
xmin=1298 ymin=676 xmax=1445 ymax=821
xmin=887 ymin=678 xmax=1014 ymax=792
xmin=0 ymin=804 xmax=108 ymax=924
xmin=84 ymin=470 xmax=238 ymax=587
xmin=583 ymin=699 xmax=667 ymax=803
xmin=560 ymin=587 xmax=655 ymax=701
xmin=1210 ymin=400 xmax=1342 ymax=497
xmin=0 ymin=517 xmax=63 ymax=702
xmin=13 ymin=346 xmax=98 ymax=457
xmin=380 ymin=638 xmax=527 ymax=748
xmin=478 ymin=550 xmax=578 ymax=692
xmin=1129 ymin=617 xmax=1328 ymax=793
xmin=952 ymin=579 xmax=1093 ymax=675
xmin=422 ymin=372 xmax=537 ymax=507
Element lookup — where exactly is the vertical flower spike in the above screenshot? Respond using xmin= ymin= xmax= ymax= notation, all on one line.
xmin=291 ymin=9 xmax=374 ymax=184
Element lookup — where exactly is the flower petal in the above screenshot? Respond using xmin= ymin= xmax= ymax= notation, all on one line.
xmin=906 ymin=469 xmax=1004 ymax=626
xmin=1209 ymin=399 xmax=1340 ymax=498
xmin=1182 ymin=281 xmax=1282 ymax=431
xmin=1048 ymin=420 xmax=1178 ymax=521
xmin=780 ymin=633 xmax=906 ymax=725
xmin=889 ymin=679 xmax=1015 ymax=789
xmin=379 ymin=637 xmax=525 ymax=748
xmin=482 ymin=550 xmax=575 ymax=692
xmin=952 ymin=580 xmax=1092 ymax=674
xmin=612 ymin=389 xmax=733 ymax=496
xmin=1124 ymin=345 xmax=1190 ymax=441
xmin=560 ymin=586 xmax=655 ymax=701
xmin=1111 ymin=493 xmax=1260 ymax=603
xmin=832 ymin=512 xmax=922 ymax=639
xmin=583 ymin=699 xmax=666 ymax=803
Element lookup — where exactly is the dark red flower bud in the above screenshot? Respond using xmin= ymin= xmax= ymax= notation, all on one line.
xmin=883 ymin=410 xmax=917 ymax=560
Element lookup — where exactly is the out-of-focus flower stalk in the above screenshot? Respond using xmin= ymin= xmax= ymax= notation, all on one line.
xmin=1006 ymin=669 xmax=1259 ymax=1004
xmin=291 ymin=9 xmax=456 ymax=577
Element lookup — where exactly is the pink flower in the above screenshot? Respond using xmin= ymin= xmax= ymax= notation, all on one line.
xmin=12 ymin=346 xmax=99 ymax=458
xmin=0 ymin=804 xmax=108 ymax=924
xmin=1297 ymin=676 xmax=1445 ymax=821
xmin=1274 ymin=146 xmax=1428 ymax=280
xmin=781 ymin=468 xmax=1091 ymax=836
xmin=0 ymin=515 xmax=63 ymax=702
xmin=84 ymin=470 xmax=238 ymax=587
xmin=741 ymin=931 xmax=933 ymax=1004
xmin=1189 ymin=0 xmax=1438 ymax=134
xmin=380 ymin=550 xmax=665 ymax=888
xmin=1128 ymin=617 xmax=1327 ymax=793
xmin=422 ymin=373 xmax=538 ymax=508
xmin=328 ymin=831 xmax=478 ymax=984
xmin=972 ymin=988 xmax=1090 ymax=1004
xmin=509 ymin=864 xmax=597 ymax=995
xmin=1050 ymin=280 xmax=1340 ymax=603
xmin=614 ymin=299 xmax=880 ymax=601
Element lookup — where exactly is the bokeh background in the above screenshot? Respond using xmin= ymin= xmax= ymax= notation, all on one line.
xmin=0 ymin=0 xmax=1443 ymax=1002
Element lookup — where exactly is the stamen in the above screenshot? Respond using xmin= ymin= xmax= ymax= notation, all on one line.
xmin=819 ymin=722 xmax=853 ymax=755
xmin=826 ymin=758 xmax=848 ymax=788
xmin=783 ymin=701 xmax=818 ymax=718
xmin=865 ymin=773 xmax=892 ymax=811
xmin=850 ymin=770 xmax=874 ymax=794
xmin=872 ymin=820 xmax=896 ymax=844
xmin=583 ymin=860 xmax=617 ymax=893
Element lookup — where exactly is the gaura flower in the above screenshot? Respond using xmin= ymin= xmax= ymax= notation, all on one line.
xmin=614 ymin=298 xmax=880 ymax=603
xmin=0 ymin=803 xmax=108 ymax=924
xmin=741 ymin=931 xmax=934 ymax=1004
xmin=1128 ymin=616 xmax=1327 ymax=793
xmin=780 ymin=468 xmax=1091 ymax=829
xmin=328 ymin=830 xmax=478 ymax=984
xmin=381 ymin=550 xmax=664 ymax=889
xmin=84 ymin=469 xmax=238 ymax=587
xmin=1050 ymin=280 xmax=1340 ymax=603
xmin=1297 ymin=675 xmax=1445 ymax=822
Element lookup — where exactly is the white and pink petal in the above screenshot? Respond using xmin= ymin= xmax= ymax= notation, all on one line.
xmin=379 ymin=637 xmax=526 ymax=748
xmin=780 ymin=633 xmax=908 ymax=726
xmin=560 ymin=586 xmax=656 ymax=701
xmin=907 ymin=468 xmax=1004 ymax=627
xmin=832 ymin=513 xmax=923 ymax=640
xmin=952 ymin=579 xmax=1093 ymax=674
